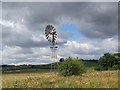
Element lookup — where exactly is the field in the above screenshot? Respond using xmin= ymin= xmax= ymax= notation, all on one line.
xmin=1 ymin=61 xmax=119 ymax=88
xmin=1 ymin=70 xmax=119 ymax=88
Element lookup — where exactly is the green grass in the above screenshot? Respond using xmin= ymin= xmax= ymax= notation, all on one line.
xmin=2 ymin=70 xmax=118 ymax=88
xmin=2 ymin=69 xmax=51 ymax=74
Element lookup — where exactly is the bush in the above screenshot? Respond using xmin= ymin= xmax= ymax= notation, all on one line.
xmin=98 ymin=53 xmax=117 ymax=67
xmin=113 ymin=53 xmax=120 ymax=64
xmin=94 ymin=66 xmax=108 ymax=71
xmin=95 ymin=53 xmax=120 ymax=71
xmin=57 ymin=57 xmax=86 ymax=76
xmin=94 ymin=66 xmax=101 ymax=71
xmin=112 ymin=64 xmax=120 ymax=70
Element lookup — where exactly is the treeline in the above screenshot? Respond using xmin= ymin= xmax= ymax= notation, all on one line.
xmin=1 ymin=64 xmax=53 ymax=71
xmin=1 ymin=60 xmax=97 ymax=72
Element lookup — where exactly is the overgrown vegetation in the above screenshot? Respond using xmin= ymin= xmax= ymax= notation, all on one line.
xmin=2 ymin=53 xmax=119 ymax=88
xmin=57 ymin=57 xmax=86 ymax=76
xmin=95 ymin=53 xmax=120 ymax=71
xmin=2 ymin=70 xmax=118 ymax=88
xmin=0 ymin=53 xmax=120 ymax=88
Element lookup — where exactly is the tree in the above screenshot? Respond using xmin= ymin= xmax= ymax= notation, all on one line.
xmin=98 ymin=53 xmax=118 ymax=68
xmin=113 ymin=53 xmax=120 ymax=64
xmin=59 ymin=58 xmax=64 ymax=62
xmin=112 ymin=53 xmax=120 ymax=70
xmin=95 ymin=53 xmax=120 ymax=71
xmin=57 ymin=57 xmax=86 ymax=76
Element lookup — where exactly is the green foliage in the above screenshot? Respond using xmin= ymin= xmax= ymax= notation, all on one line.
xmin=94 ymin=66 xmax=108 ymax=71
xmin=59 ymin=58 xmax=64 ymax=62
xmin=113 ymin=53 xmax=120 ymax=64
xmin=95 ymin=53 xmax=120 ymax=71
xmin=98 ymin=53 xmax=118 ymax=67
xmin=84 ymin=60 xmax=98 ymax=67
xmin=57 ymin=57 xmax=86 ymax=76
xmin=112 ymin=64 xmax=120 ymax=70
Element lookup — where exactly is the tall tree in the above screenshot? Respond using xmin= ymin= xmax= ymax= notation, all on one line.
xmin=98 ymin=53 xmax=118 ymax=67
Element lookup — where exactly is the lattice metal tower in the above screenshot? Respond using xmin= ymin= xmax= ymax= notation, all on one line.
xmin=45 ymin=25 xmax=58 ymax=71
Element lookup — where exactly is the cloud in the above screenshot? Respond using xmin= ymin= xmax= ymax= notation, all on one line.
xmin=1 ymin=20 xmax=50 ymax=48
xmin=78 ymin=3 xmax=117 ymax=38
xmin=65 ymin=37 xmax=118 ymax=55
xmin=1 ymin=2 xmax=118 ymax=65
xmin=58 ymin=36 xmax=118 ymax=59
xmin=2 ymin=2 xmax=117 ymax=38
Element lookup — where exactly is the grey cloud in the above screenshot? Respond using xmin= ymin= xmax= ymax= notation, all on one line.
xmin=15 ymin=48 xmax=33 ymax=54
xmin=3 ymin=35 xmax=49 ymax=48
xmin=2 ymin=2 xmax=118 ymax=39
xmin=77 ymin=3 xmax=118 ymax=38
xmin=1 ymin=2 xmax=118 ymax=64
xmin=2 ymin=26 xmax=49 ymax=48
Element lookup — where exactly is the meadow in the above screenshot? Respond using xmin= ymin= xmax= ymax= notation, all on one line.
xmin=2 ymin=69 xmax=119 ymax=88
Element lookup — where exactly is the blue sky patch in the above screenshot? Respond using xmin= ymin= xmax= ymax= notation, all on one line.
xmin=60 ymin=23 xmax=85 ymax=41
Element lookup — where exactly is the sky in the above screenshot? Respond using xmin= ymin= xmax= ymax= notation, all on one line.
xmin=0 ymin=2 xmax=118 ymax=65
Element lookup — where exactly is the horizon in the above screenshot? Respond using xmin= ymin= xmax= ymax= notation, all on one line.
xmin=1 ymin=58 xmax=99 ymax=65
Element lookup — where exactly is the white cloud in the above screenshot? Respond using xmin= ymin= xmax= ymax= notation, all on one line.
xmin=0 ymin=20 xmax=14 ymax=28
xmin=1 ymin=2 xmax=118 ymax=65
xmin=58 ymin=37 xmax=118 ymax=59
xmin=2 ymin=36 xmax=118 ymax=64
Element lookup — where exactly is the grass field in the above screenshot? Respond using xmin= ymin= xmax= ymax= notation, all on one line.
xmin=1 ymin=70 xmax=119 ymax=88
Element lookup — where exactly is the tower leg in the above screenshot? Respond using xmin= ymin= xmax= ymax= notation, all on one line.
xmin=51 ymin=63 xmax=52 ymax=72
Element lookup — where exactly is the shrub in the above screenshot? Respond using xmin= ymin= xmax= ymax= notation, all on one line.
xmin=59 ymin=58 xmax=64 ymax=62
xmin=98 ymin=53 xmax=117 ymax=67
xmin=94 ymin=66 xmax=102 ymax=71
xmin=112 ymin=64 xmax=120 ymax=70
xmin=95 ymin=53 xmax=120 ymax=71
xmin=57 ymin=57 xmax=86 ymax=76
xmin=94 ymin=66 xmax=108 ymax=71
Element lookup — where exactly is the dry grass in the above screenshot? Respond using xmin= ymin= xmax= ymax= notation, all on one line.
xmin=2 ymin=70 xmax=119 ymax=88
xmin=0 ymin=74 xmax=2 ymax=89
